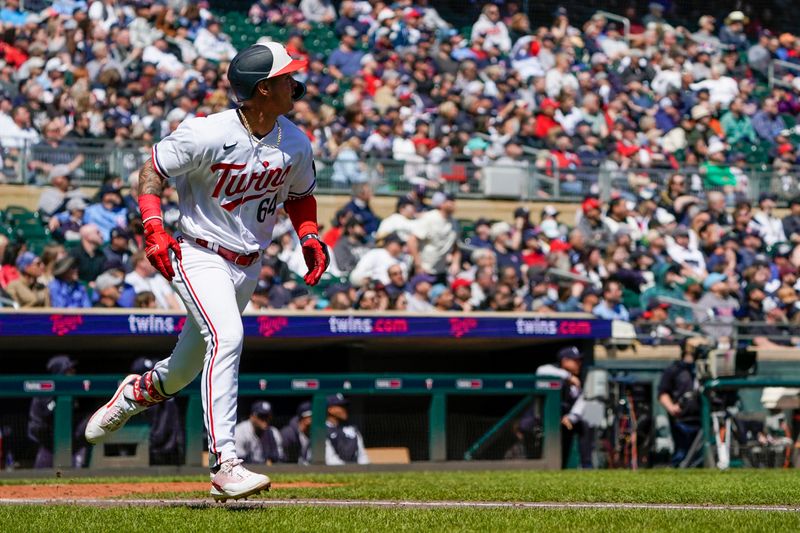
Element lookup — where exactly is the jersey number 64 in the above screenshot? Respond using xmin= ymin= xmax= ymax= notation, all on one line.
xmin=257 ymin=196 xmax=278 ymax=222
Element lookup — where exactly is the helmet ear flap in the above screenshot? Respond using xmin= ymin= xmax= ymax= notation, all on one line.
xmin=292 ymin=80 xmax=306 ymax=101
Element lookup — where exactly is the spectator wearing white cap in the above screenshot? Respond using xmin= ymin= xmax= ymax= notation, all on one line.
xmin=700 ymin=140 xmax=736 ymax=193
xmin=49 ymin=196 xmax=88 ymax=242
xmin=37 ymin=164 xmax=84 ymax=221
xmin=93 ymin=271 xmax=124 ymax=308
xmin=490 ymin=221 xmax=522 ymax=274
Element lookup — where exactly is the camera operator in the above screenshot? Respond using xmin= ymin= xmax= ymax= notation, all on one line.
xmin=658 ymin=337 xmax=708 ymax=467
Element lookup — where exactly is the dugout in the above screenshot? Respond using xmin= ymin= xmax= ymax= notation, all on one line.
xmin=0 ymin=310 xmax=631 ymax=470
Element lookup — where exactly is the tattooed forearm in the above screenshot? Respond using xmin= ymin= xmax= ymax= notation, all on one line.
xmin=139 ymin=159 xmax=166 ymax=197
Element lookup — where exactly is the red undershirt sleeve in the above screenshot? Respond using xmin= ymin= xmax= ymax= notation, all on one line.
xmin=284 ymin=194 xmax=319 ymax=239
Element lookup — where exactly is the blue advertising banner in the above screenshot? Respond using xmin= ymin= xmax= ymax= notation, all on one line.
xmin=0 ymin=312 xmax=612 ymax=340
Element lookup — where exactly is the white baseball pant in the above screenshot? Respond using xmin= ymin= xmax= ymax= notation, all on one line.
xmin=149 ymin=239 xmax=259 ymax=469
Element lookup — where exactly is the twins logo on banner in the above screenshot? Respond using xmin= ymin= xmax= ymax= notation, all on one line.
xmin=50 ymin=315 xmax=84 ymax=336
xmin=449 ymin=318 xmax=478 ymax=338
xmin=258 ymin=316 xmax=289 ymax=337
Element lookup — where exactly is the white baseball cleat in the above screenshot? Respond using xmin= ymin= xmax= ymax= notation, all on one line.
xmin=85 ymin=374 xmax=147 ymax=444
xmin=210 ymin=459 xmax=271 ymax=502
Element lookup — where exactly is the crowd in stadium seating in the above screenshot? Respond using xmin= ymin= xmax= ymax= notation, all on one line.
xmin=1 ymin=1 xmax=800 ymax=348
xmin=0 ymin=1 xmax=797 ymax=177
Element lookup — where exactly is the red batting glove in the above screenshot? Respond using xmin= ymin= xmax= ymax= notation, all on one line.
xmin=144 ymin=221 xmax=182 ymax=281
xmin=300 ymin=234 xmax=330 ymax=286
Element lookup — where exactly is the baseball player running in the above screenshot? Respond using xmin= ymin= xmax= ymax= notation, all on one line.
xmin=85 ymin=42 xmax=329 ymax=501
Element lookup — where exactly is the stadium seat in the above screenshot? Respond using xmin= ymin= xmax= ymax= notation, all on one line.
xmin=14 ymin=220 xmax=49 ymax=238
xmin=458 ymin=219 xmax=476 ymax=241
xmin=3 ymin=205 xmax=37 ymax=224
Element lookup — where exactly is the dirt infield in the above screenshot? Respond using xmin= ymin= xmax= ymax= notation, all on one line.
xmin=0 ymin=481 xmax=343 ymax=500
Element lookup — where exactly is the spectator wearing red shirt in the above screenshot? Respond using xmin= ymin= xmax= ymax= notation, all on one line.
xmin=284 ymin=33 xmax=310 ymax=73
xmin=534 ymin=98 xmax=561 ymax=139
xmin=322 ymin=208 xmax=352 ymax=249
xmin=550 ymin=135 xmax=582 ymax=168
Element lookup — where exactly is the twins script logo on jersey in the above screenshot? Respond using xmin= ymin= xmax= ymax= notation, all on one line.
xmin=210 ymin=161 xmax=292 ymax=212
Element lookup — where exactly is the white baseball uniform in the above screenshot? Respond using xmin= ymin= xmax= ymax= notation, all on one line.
xmin=147 ymin=109 xmax=315 ymax=468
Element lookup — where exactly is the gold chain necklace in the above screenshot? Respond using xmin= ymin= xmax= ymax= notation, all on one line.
xmin=237 ymin=108 xmax=282 ymax=149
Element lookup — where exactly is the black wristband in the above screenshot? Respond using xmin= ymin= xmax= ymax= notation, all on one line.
xmin=300 ymin=233 xmax=320 ymax=244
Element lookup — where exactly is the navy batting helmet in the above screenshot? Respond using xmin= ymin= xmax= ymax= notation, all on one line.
xmin=227 ymin=42 xmax=308 ymax=103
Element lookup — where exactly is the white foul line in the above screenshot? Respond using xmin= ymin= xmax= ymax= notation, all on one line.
xmin=0 ymin=498 xmax=798 ymax=512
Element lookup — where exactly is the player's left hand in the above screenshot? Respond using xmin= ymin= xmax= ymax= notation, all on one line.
xmin=300 ymin=235 xmax=329 ymax=286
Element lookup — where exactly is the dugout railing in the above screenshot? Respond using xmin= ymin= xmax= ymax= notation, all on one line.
xmin=700 ymin=376 xmax=800 ymax=468
xmin=0 ymin=373 xmax=564 ymax=470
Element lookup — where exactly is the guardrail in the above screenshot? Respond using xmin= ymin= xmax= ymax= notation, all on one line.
xmin=0 ymin=373 xmax=563 ymax=469
xmin=3 ymin=137 xmax=800 ymax=203
xmin=634 ymin=316 xmax=800 ymax=349
xmin=768 ymin=59 xmax=800 ymax=90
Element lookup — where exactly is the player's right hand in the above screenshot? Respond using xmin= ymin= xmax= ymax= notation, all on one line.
xmin=144 ymin=223 xmax=182 ymax=281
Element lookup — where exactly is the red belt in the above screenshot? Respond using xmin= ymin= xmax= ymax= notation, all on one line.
xmin=182 ymin=237 xmax=261 ymax=267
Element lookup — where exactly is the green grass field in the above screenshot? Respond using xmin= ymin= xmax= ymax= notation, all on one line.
xmin=2 ymin=470 xmax=800 ymax=532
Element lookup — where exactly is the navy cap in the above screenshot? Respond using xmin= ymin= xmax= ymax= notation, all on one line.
xmin=759 ymin=192 xmax=777 ymax=203
xmin=290 ymin=287 xmax=310 ymax=300
xmin=383 ymin=232 xmax=405 ymax=246
xmin=99 ymin=184 xmax=123 ymax=199
xmin=396 ymin=196 xmax=415 ymax=210
xmin=110 ymin=228 xmax=130 ymax=240
xmin=297 ymin=401 xmax=312 ymax=418
xmin=557 ymin=346 xmax=583 ymax=361
xmin=409 ymin=273 xmax=436 ymax=290
xmin=46 ymin=355 xmax=76 ymax=374
xmin=251 ymin=400 xmax=273 ymax=417
xmin=324 ymin=283 xmax=351 ymax=299
xmin=327 ymin=393 xmax=349 ymax=407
